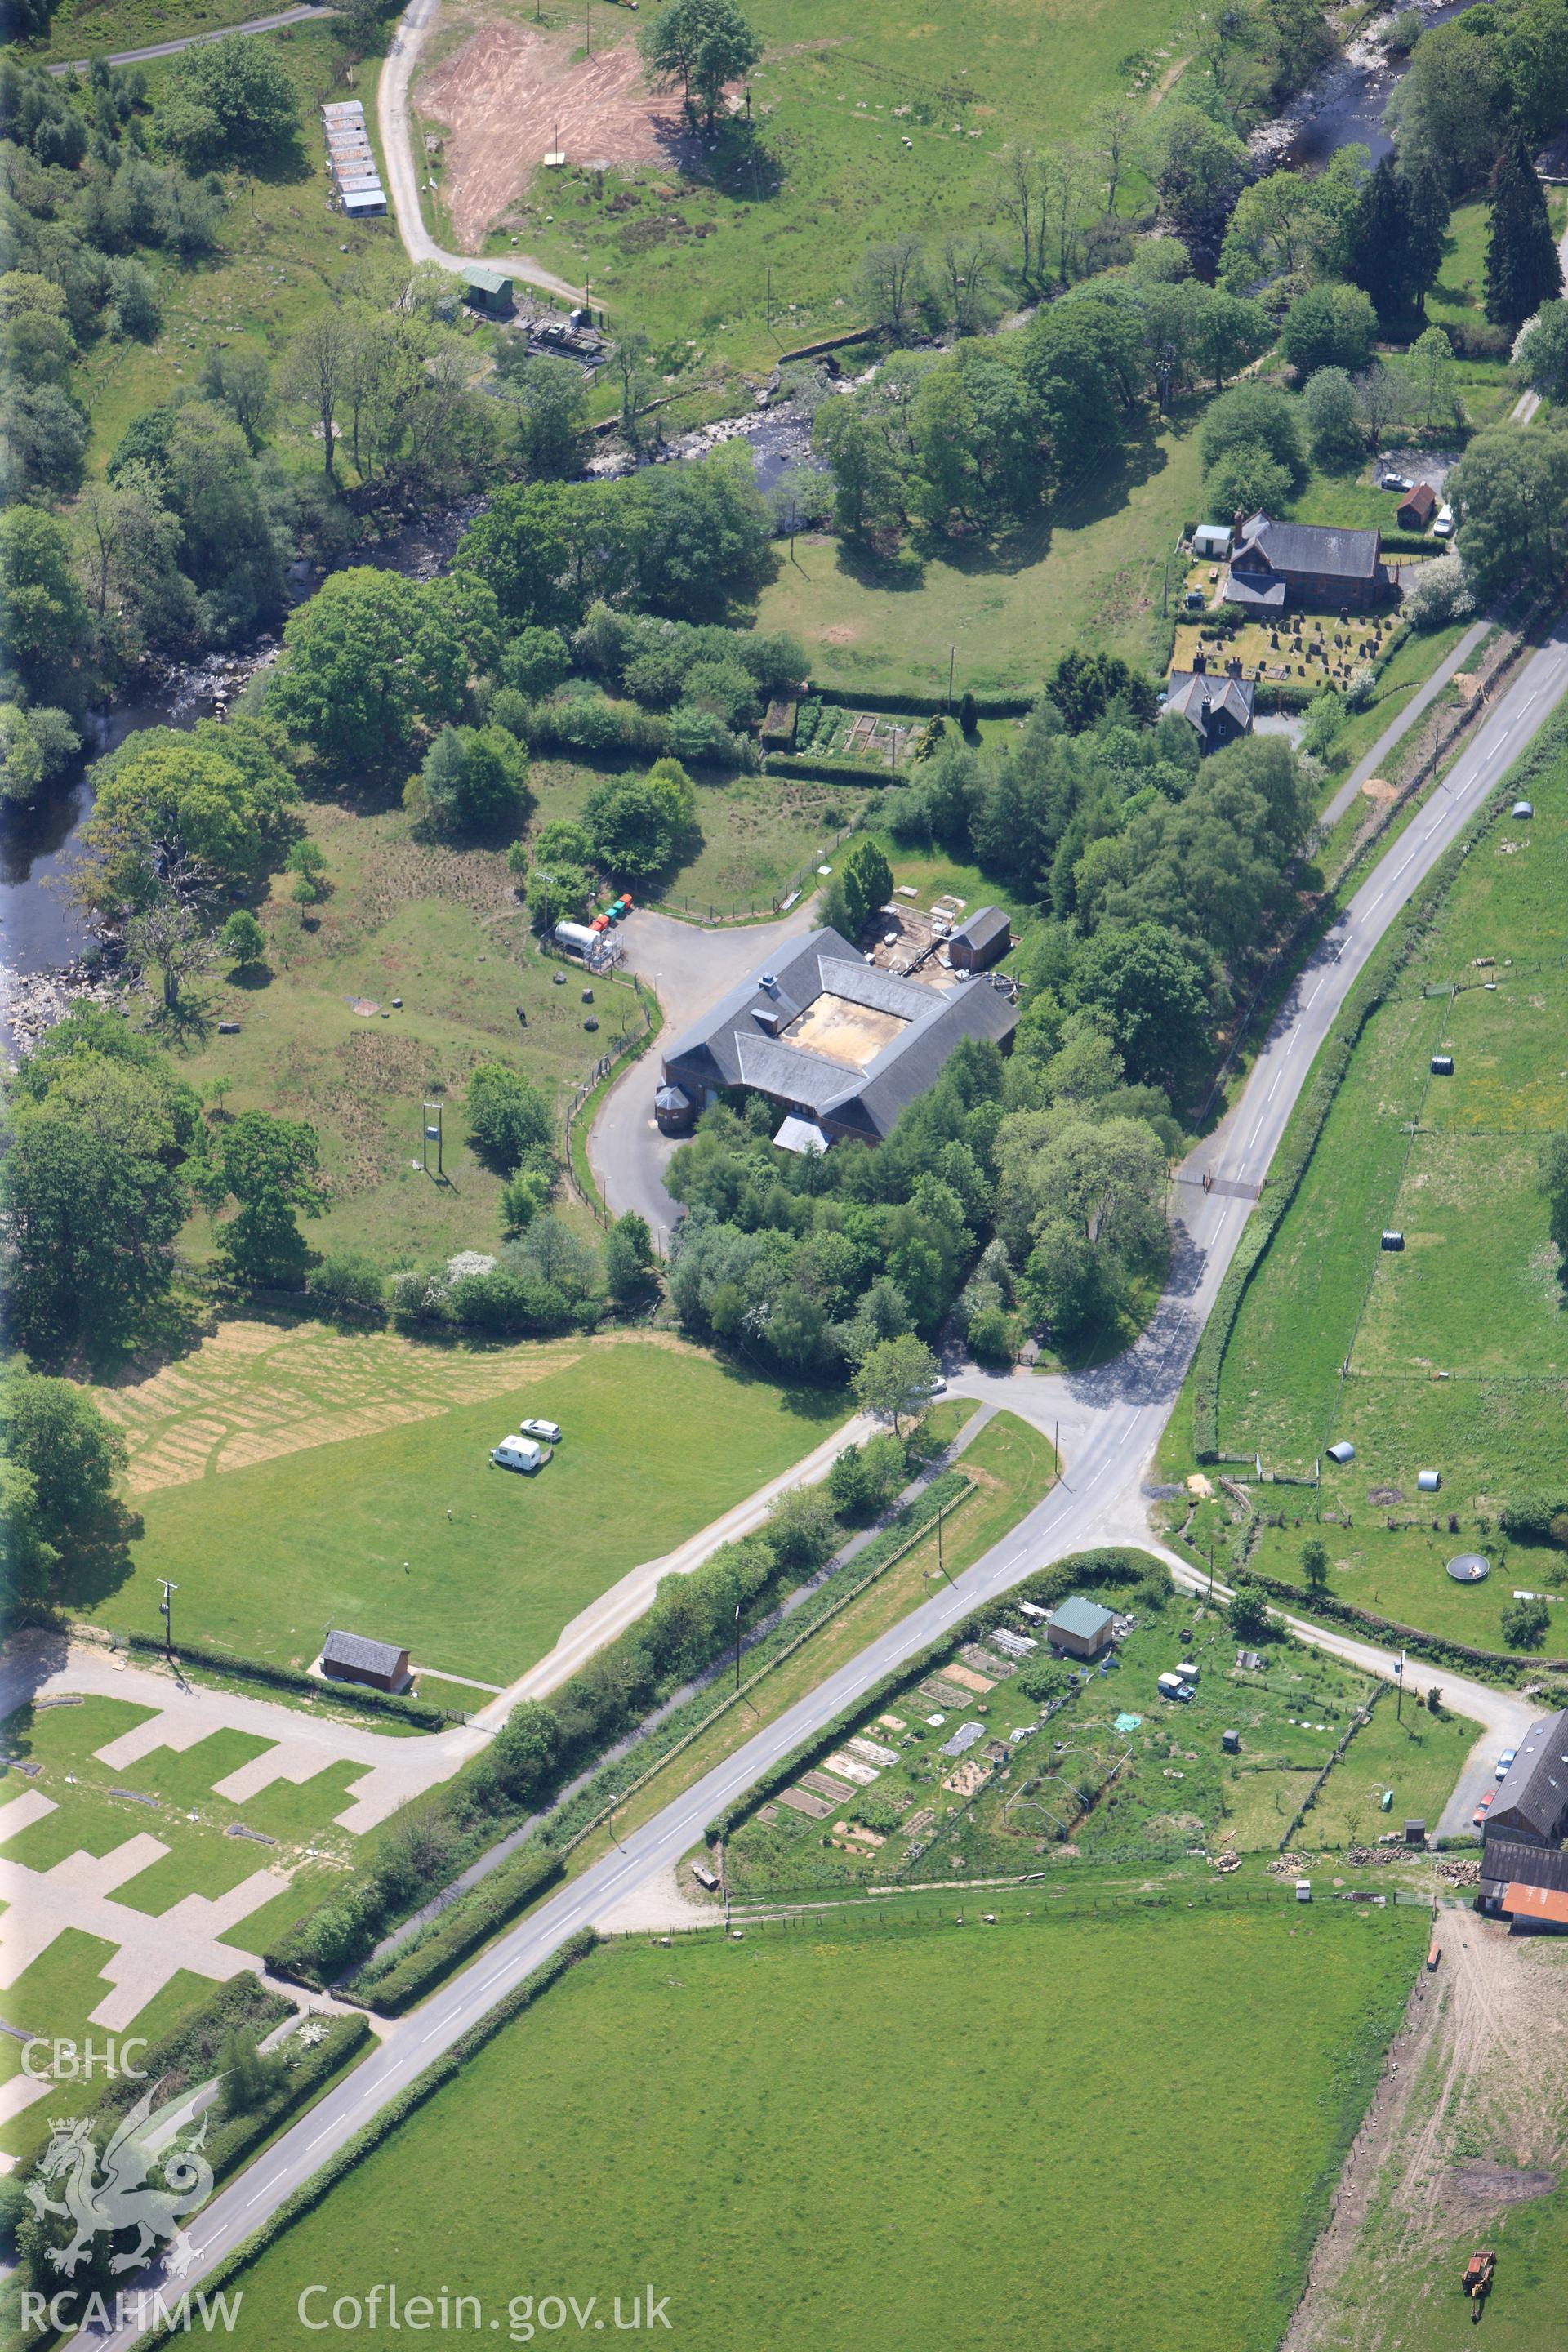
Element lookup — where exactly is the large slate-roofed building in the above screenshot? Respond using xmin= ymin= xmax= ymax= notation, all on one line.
xmin=1225 ymin=511 xmax=1391 ymax=612
xmin=660 ymin=926 xmax=1018 ymax=1147
xmin=1484 ymin=1710 xmax=1568 ymax=1848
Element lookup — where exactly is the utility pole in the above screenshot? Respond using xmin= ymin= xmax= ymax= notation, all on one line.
xmin=734 ymin=1600 xmax=742 ymax=1692
xmin=1396 ymin=1649 xmax=1405 ymax=1722
xmin=158 ymin=1579 xmax=180 ymax=1657
xmin=947 ymin=646 xmax=956 ymax=710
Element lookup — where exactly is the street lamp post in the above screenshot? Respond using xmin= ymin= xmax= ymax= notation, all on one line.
xmin=158 ymin=1579 xmax=180 ymax=1657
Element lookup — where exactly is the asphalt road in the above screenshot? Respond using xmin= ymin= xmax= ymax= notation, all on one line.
xmin=69 ymin=608 xmax=1568 ymax=2348
xmin=46 ymin=3 xmax=330 ymax=70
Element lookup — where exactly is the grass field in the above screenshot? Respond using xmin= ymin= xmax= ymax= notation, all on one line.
xmin=20 ymin=0 xmax=281 ymax=64
xmin=459 ymin=0 xmax=1187 ymax=371
xmin=1301 ymin=1695 xmax=1476 ymax=1847
xmin=173 ymin=800 xmax=623 ymax=1272
xmin=99 ymin=1335 xmax=843 ymax=1682
xmin=208 ymin=1898 xmax=1423 ymax=2352
xmin=1251 ymin=1517 xmax=1566 ymax=1654
xmin=528 ymin=756 xmax=851 ymax=919
xmin=1214 ymin=733 xmax=1568 ymax=1530
xmin=754 ymin=406 xmax=1206 ymax=698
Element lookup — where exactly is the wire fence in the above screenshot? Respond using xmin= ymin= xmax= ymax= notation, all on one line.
xmin=605 ymin=1874 xmax=1430 ymax=1941
xmin=559 ymin=972 xmax=657 ymax=1232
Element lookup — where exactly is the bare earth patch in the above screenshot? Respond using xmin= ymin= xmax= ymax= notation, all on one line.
xmin=1283 ymin=1912 xmax=1568 ymax=2350
xmin=418 ymin=21 xmax=688 ymax=251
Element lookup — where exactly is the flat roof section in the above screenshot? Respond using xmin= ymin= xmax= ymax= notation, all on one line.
xmin=784 ymin=994 xmax=908 ymax=1071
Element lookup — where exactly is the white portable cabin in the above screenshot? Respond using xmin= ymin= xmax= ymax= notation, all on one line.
xmin=1192 ymin=523 xmax=1233 ymax=560
xmin=491 ymin=1434 xmax=545 ymax=1473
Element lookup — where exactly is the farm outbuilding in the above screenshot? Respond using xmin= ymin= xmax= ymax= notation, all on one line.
xmin=1416 ymin=1468 xmax=1441 ymax=1492
xmin=1192 ymin=523 xmax=1233 ymax=560
xmin=1484 ymin=1711 xmax=1568 ymax=1846
xmin=1479 ymin=1838 xmax=1568 ymax=1916
xmin=1396 ymin=483 xmax=1438 ymax=530
xmin=1431 ymin=1054 xmax=1454 ymax=1076
xmin=947 ymin=906 xmax=1011 ymax=972
xmin=1326 ymin=1441 xmax=1356 ymax=1464
xmin=1045 ymin=1596 xmax=1116 ymax=1659
xmin=320 ymin=1628 xmax=412 ymax=1693
xmin=464 ymin=266 xmax=514 ymax=315
xmin=1381 ymin=1230 xmax=1405 ymax=1251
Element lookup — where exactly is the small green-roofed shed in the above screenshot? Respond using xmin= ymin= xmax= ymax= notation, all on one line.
xmin=464 ymin=266 xmax=514 ymax=314
xmin=1046 ymin=1595 xmax=1117 ymax=1659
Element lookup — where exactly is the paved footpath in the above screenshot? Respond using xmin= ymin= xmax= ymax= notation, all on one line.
xmin=69 ymin=607 xmax=1568 ymax=2351
xmin=47 ymin=4 xmax=330 ymax=71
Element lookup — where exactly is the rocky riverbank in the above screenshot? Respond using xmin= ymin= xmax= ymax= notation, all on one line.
xmin=3 ymin=953 xmax=139 ymax=1065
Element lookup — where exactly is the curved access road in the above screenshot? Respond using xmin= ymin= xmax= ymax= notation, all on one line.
xmin=377 ymin=0 xmax=583 ymax=305
xmin=73 ymin=612 xmax=1568 ymax=2347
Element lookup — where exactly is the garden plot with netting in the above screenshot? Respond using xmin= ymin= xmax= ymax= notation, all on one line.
xmin=722 ymin=1588 xmax=1383 ymax=1897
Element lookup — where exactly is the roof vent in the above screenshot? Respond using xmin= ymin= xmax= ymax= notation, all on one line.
xmin=759 ymin=972 xmax=778 ymax=995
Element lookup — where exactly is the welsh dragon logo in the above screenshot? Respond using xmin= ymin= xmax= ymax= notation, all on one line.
xmin=25 ymin=2076 xmax=218 ymax=2279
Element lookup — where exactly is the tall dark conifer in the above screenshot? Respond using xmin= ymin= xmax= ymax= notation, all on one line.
xmin=1485 ymin=130 xmax=1564 ymax=327
xmin=1349 ymin=157 xmax=1415 ymax=318
xmin=1403 ymin=158 xmax=1452 ymax=316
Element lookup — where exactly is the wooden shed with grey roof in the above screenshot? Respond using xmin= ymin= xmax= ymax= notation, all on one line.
xmin=947 ymin=905 xmax=1012 ymax=972
xmin=320 ymin=1628 xmax=412 ymax=1694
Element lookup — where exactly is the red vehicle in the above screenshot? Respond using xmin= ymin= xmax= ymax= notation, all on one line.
xmin=1472 ymin=1788 xmax=1497 ymax=1829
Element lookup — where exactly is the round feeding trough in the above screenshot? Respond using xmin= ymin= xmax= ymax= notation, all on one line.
xmin=1446 ymin=1553 xmax=1490 ymax=1584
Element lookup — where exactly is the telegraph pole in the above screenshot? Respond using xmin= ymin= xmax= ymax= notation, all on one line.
xmin=158 ymin=1579 xmax=180 ymax=1658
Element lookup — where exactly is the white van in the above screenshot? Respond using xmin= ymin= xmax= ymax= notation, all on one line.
xmin=491 ymin=1435 xmax=546 ymax=1473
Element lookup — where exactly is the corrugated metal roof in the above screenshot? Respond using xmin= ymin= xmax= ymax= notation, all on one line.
xmin=1502 ymin=1882 xmax=1568 ymax=1924
xmin=1047 ymin=1596 xmax=1116 ymax=1640
xmin=1481 ymin=1840 xmax=1568 ymax=1896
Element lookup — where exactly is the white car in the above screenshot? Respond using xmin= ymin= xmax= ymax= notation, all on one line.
xmin=1432 ymin=503 xmax=1454 ymax=538
xmin=1495 ymin=1748 xmax=1517 ymax=1780
xmin=919 ymin=1374 xmax=947 ymax=1396
xmin=518 ymin=1418 xmax=562 ymax=1443
xmin=1379 ymin=471 xmax=1414 ymax=492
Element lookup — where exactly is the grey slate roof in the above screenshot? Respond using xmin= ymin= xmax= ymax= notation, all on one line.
xmin=1224 ymin=573 xmax=1287 ymax=611
xmin=322 ymin=1628 xmax=408 ymax=1676
xmin=662 ymin=925 xmax=1018 ymax=1142
xmin=1233 ymin=511 xmax=1382 ymax=582
xmin=1165 ymin=670 xmax=1254 ymax=738
xmin=1485 ymin=1710 xmax=1568 ymax=1845
xmin=951 ymin=905 xmax=1010 ymax=956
